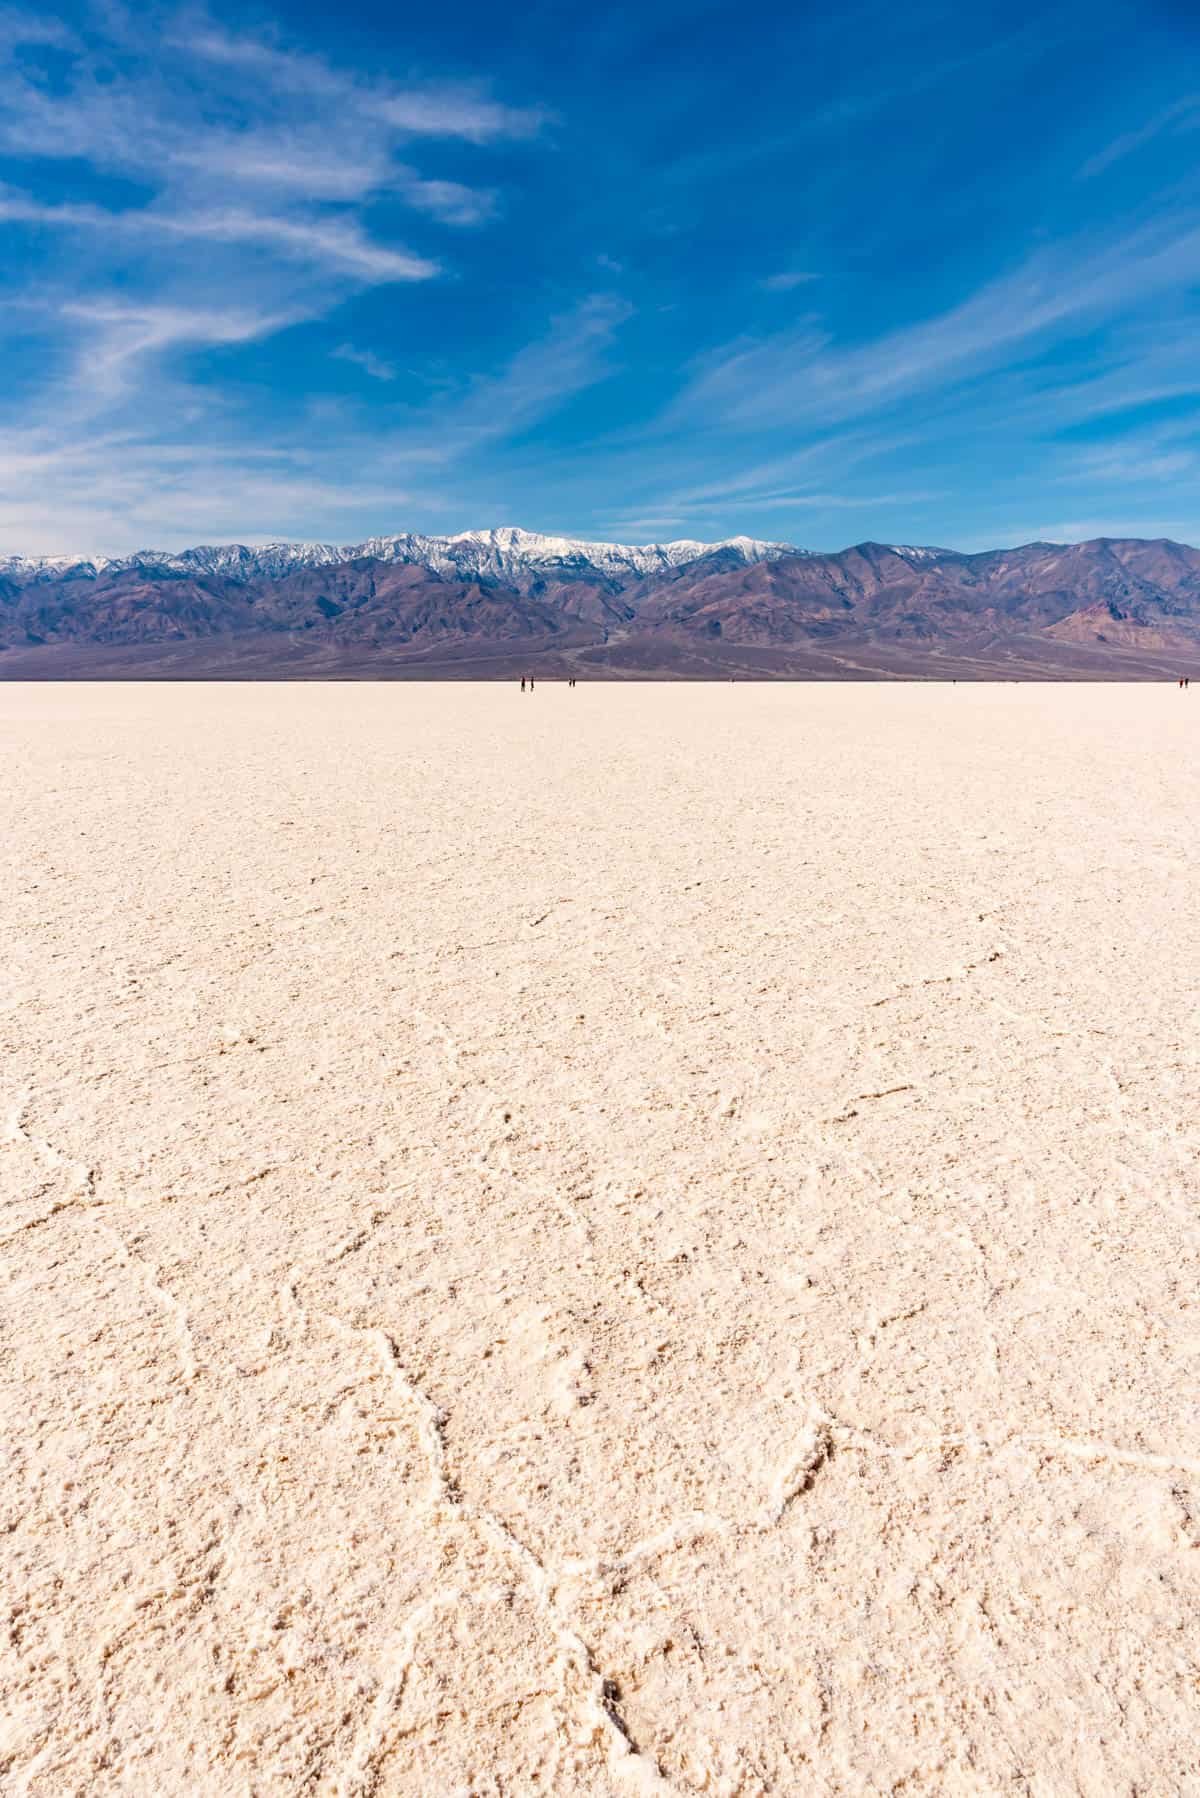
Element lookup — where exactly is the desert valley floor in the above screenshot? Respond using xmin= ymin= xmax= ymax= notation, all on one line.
xmin=2 ymin=681 xmax=1199 ymax=1796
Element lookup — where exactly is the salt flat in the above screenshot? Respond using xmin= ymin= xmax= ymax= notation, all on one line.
xmin=2 ymin=680 xmax=1199 ymax=1796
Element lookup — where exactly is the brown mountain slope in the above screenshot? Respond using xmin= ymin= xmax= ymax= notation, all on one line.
xmin=0 ymin=561 xmax=579 ymax=651
xmin=4 ymin=535 xmax=1200 ymax=676
xmin=634 ymin=539 xmax=1200 ymax=648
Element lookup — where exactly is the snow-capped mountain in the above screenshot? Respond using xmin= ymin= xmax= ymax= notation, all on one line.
xmin=5 ymin=533 xmax=1200 ymax=677
xmin=0 ymin=526 xmax=799 ymax=587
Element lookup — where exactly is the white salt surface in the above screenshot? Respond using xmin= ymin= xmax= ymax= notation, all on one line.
xmin=2 ymin=681 xmax=1199 ymax=1794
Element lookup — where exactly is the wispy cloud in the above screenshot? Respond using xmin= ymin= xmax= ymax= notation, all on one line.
xmin=178 ymin=23 xmax=546 ymax=142
xmin=167 ymin=135 xmax=394 ymax=200
xmin=393 ymin=169 xmax=498 ymax=227
xmin=332 ymin=343 xmax=397 ymax=382
xmin=760 ymin=270 xmax=818 ymax=292
xmin=437 ymin=295 xmax=635 ymax=450
xmin=1047 ymin=415 xmax=1200 ymax=488
xmin=167 ymin=137 xmax=496 ymax=225
xmin=555 ymin=192 xmax=1200 ymax=553
xmin=0 ymin=433 xmax=432 ymax=553
xmin=2 ymin=0 xmax=1199 ymax=559
xmin=0 ymin=187 xmax=438 ymax=280
xmin=0 ymin=5 xmax=531 ymax=265
xmin=0 ymin=1 xmax=555 ymax=551
xmin=0 ymin=283 xmax=635 ymax=552
xmin=1080 ymin=96 xmax=1200 ymax=179
xmin=671 ymin=215 xmax=1200 ymax=434
xmin=58 ymin=300 xmax=303 ymax=401
xmin=1013 ymin=517 xmax=1198 ymax=546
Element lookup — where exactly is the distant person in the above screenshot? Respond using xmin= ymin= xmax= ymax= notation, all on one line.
xmin=521 ymin=676 xmax=526 ymax=692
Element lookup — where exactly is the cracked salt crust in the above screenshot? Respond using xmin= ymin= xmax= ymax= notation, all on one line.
xmin=2 ymin=680 xmax=1199 ymax=1795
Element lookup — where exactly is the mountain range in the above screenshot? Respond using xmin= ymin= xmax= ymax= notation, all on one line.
xmin=4 ymin=525 xmax=1200 ymax=679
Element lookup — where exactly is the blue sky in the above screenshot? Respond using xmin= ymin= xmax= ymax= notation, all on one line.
xmin=1 ymin=0 xmax=1199 ymax=554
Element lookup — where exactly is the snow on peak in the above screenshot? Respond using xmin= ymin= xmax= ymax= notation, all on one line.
xmin=0 ymin=528 xmax=800 ymax=586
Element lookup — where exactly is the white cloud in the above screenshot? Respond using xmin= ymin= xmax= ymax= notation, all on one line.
xmin=332 ymin=343 xmax=397 ymax=382
xmin=1080 ymin=96 xmax=1200 ymax=179
xmin=177 ymin=210 xmax=436 ymax=280
xmin=374 ymin=89 xmax=544 ymax=143
xmin=0 ymin=288 xmax=636 ymax=554
xmin=672 ymin=215 xmax=1200 ymax=434
xmin=393 ymin=169 xmax=498 ymax=227
xmin=0 ymin=5 xmax=531 ymax=265
xmin=20 ymin=298 xmax=308 ymax=422
xmin=0 ymin=1 xmax=555 ymax=551
xmin=178 ymin=23 xmax=546 ymax=142
xmin=760 ymin=270 xmax=818 ymax=292
xmin=168 ymin=135 xmax=394 ymax=200
xmin=0 ymin=188 xmax=438 ymax=280
xmin=446 ymin=296 xmax=634 ymax=447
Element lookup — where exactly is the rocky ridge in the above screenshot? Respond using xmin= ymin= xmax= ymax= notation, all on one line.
xmin=4 ymin=529 xmax=1200 ymax=677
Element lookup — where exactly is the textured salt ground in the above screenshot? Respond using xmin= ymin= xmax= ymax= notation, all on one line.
xmin=1 ymin=681 xmax=1199 ymax=1796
